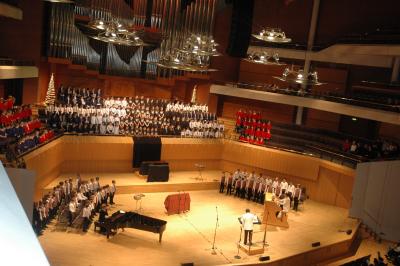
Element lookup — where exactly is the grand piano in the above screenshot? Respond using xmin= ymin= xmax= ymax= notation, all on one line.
xmin=94 ymin=210 xmax=167 ymax=243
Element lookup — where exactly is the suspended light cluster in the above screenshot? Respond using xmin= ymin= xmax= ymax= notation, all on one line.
xmin=148 ymin=49 xmax=218 ymax=72
xmin=84 ymin=0 xmax=146 ymax=47
xmin=274 ymin=66 xmax=323 ymax=86
xmin=89 ymin=20 xmax=146 ymax=46
xmin=245 ymin=51 xmax=285 ymax=65
xmin=252 ymin=28 xmax=291 ymax=43
xmin=180 ymin=34 xmax=221 ymax=57
xmin=154 ymin=34 xmax=220 ymax=72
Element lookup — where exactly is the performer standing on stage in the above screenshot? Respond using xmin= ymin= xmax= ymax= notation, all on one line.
xmin=226 ymin=173 xmax=233 ymax=195
xmin=240 ymin=209 xmax=258 ymax=246
xmin=293 ymin=184 xmax=302 ymax=211
xmin=219 ymin=172 xmax=226 ymax=193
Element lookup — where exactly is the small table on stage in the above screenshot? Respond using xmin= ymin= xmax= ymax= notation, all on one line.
xmin=263 ymin=193 xmax=289 ymax=228
xmin=164 ymin=193 xmax=191 ymax=215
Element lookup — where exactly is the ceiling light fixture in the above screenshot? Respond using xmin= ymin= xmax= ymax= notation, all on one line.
xmin=274 ymin=66 xmax=324 ymax=86
xmin=252 ymin=28 xmax=292 ymax=43
xmin=245 ymin=51 xmax=285 ymax=65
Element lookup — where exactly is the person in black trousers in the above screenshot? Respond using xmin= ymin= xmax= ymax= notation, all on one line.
xmin=219 ymin=172 xmax=226 ymax=193
xmin=98 ymin=204 xmax=108 ymax=234
xmin=109 ymin=180 xmax=116 ymax=205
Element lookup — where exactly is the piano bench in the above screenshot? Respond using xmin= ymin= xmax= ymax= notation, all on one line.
xmin=94 ymin=221 xmax=105 ymax=232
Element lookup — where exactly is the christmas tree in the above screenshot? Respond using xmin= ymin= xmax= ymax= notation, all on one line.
xmin=45 ymin=73 xmax=56 ymax=106
xmin=191 ymin=85 xmax=197 ymax=103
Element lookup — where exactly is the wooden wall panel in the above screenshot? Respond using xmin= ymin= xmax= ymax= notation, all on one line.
xmin=239 ymin=60 xmax=296 ymax=87
xmin=252 ymin=0 xmax=313 ymax=45
xmin=166 ymin=159 xmax=222 ymax=172
xmin=336 ymin=173 xmax=355 ymax=209
xmin=54 ymin=65 xmax=105 ymax=91
xmin=379 ymin=122 xmax=400 ymax=141
xmin=22 ymin=78 xmax=39 ymax=104
xmin=193 ymin=83 xmax=211 ymax=105
xmin=161 ymin=138 xmax=223 ymax=158
xmin=105 ymin=79 xmax=136 ymax=97
xmin=172 ymin=80 xmax=188 ymax=100
xmin=0 ymin=0 xmax=43 ymax=66
xmin=316 ymin=0 xmax=400 ymax=46
xmin=24 ymin=137 xmax=355 ymax=207
xmin=315 ymin=167 xmax=340 ymax=205
xmin=305 ymin=109 xmax=341 ymax=131
xmin=60 ymin=160 xmax=132 ymax=173
xmin=209 ymin=5 xmax=241 ymax=82
xmin=316 ymin=67 xmax=348 ymax=84
xmin=134 ymin=82 xmax=172 ymax=99
xmin=222 ymin=141 xmax=320 ymax=181
xmin=24 ymin=138 xmax=64 ymax=199
xmin=221 ymin=96 xmax=295 ymax=123
xmin=61 ymin=136 xmax=133 ymax=161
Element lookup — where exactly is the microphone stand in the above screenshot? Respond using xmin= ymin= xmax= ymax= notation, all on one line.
xmin=234 ymin=226 xmax=242 ymax=259
xmin=181 ymin=190 xmax=186 ymax=214
xmin=178 ymin=190 xmax=181 ymax=214
xmin=211 ymin=206 xmax=219 ymax=255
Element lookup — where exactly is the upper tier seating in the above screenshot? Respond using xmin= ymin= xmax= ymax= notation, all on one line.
xmin=221 ymin=81 xmax=400 ymax=113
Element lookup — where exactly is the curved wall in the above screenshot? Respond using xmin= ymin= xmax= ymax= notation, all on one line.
xmin=24 ymin=136 xmax=354 ymax=208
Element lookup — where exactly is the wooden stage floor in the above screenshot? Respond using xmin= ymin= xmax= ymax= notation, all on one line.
xmin=44 ymin=170 xmax=222 ymax=195
xmin=38 ymin=190 xmax=359 ymax=266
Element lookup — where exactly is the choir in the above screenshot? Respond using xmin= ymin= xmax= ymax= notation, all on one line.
xmin=235 ymin=109 xmax=272 ymax=145
xmin=44 ymin=85 xmax=224 ymax=138
xmin=219 ymin=170 xmax=303 ymax=212
xmin=32 ymin=175 xmax=116 ymax=234
xmin=0 ymin=102 xmax=56 ymax=155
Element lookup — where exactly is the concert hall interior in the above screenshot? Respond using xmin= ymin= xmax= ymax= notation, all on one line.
xmin=1 ymin=0 xmax=400 ymax=266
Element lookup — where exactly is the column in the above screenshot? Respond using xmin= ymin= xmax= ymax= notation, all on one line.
xmin=391 ymin=56 xmax=400 ymax=82
xmin=295 ymin=0 xmax=320 ymax=125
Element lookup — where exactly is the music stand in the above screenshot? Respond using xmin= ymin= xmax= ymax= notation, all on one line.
xmin=194 ymin=163 xmax=205 ymax=181
xmin=134 ymin=194 xmax=145 ymax=212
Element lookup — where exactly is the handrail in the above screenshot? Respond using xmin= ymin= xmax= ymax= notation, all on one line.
xmin=303 ymin=143 xmax=364 ymax=163
xmin=217 ymin=81 xmax=400 ymax=112
xmin=15 ymin=133 xmax=64 ymax=158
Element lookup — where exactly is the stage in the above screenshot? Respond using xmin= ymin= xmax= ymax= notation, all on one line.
xmin=43 ymin=170 xmax=221 ymax=195
xmin=38 ymin=190 xmax=359 ymax=266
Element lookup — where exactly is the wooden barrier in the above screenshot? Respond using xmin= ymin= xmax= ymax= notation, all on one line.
xmin=24 ymin=136 xmax=355 ymax=208
xmin=233 ymin=223 xmax=360 ymax=266
xmin=161 ymin=138 xmax=223 ymax=171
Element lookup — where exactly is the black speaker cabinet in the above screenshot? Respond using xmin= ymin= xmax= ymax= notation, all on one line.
xmin=259 ymin=255 xmax=270 ymax=261
xmin=312 ymin=242 xmax=321 ymax=247
xmin=147 ymin=164 xmax=170 ymax=182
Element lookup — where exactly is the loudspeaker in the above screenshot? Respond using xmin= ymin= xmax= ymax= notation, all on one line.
xmin=346 ymin=229 xmax=353 ymax=235
xmin=226 ymin=0 xmax=255 ymax=57
xmin=147 ymin=164 xmax=170 ymax=182
xmin=311 ymin=242 xmax=320 ymax=247
xmin=181 ymin=263 xmax=194 ymax=266
xmin=259 ymin=256 xmax=270 ymax=261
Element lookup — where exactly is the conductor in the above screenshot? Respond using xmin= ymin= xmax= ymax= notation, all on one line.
xmin=240 ymin=208 xmax=258 ymax=246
